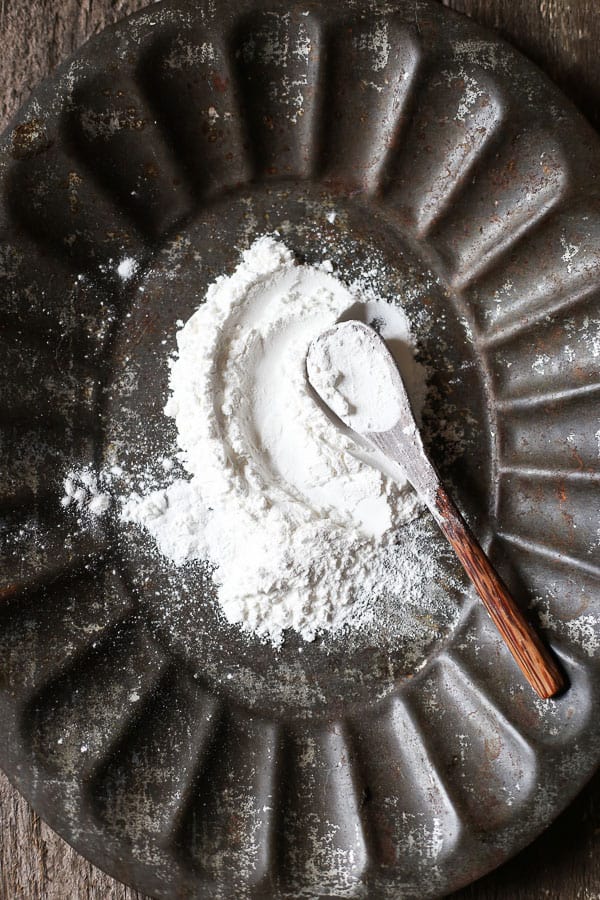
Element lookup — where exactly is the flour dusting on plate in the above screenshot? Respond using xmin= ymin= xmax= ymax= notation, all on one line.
xmin=61 ymin=235 xmax=455 ymax=648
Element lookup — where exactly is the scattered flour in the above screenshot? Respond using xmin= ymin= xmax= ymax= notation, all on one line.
xmin=535 ymin=595 xmax=600 ymax=659
xmin=117 ymin=257 xmax=139 ymax=280
xmin=61 ymin=468 xmax=110 ymax=520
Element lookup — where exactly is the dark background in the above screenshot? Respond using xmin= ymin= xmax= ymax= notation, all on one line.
xmin=1 ymin=1 xmax=599 ymax=897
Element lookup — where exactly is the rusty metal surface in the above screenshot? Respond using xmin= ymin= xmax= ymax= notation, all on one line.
xmin=1 ymin=1 xmax=600 ymax=898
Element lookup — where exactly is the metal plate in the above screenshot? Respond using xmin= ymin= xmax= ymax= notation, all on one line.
xmin=1 ymin=1 xmax=600 ymax=897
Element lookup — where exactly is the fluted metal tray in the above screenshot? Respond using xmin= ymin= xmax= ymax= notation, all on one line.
xmin=1 ymin=1 xmax=600 ymax=897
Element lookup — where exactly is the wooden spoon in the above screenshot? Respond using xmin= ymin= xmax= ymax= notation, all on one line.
xmin=306 ymin=321 xmax=564 ymax=699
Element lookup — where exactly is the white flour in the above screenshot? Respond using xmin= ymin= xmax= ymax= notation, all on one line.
xmin=307 ymin=321 xmax=404 ymax=433
xmin=119 ymin=235 xmax=429 ymax=645
xmin=117 ymin=257 xmax=139 ymax=280
xmin=61 ymin=468 xmax=110 ymax=520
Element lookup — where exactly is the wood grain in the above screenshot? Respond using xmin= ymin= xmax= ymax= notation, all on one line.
xmin=1 ymin=0 xmax=600 ymax=898
xmin=434 ymin=487 xmax=564 ymax=700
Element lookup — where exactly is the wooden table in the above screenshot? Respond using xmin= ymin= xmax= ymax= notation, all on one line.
xmin=1 ymin=1 xmax=599 ymax=898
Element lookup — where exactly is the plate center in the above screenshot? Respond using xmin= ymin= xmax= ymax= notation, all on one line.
xmin=102 ymin=183 xmax=489 ymax=720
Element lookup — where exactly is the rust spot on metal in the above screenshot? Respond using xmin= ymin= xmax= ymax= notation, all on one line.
xmin=11 ymin=119 xmax=53 ymax=159
xmin=211 ymin=73 xmax=230 ymax=93
xmin=484 ymin=736 xmax=502 ymax=761
xmin=66 ymin=171 xmax=83 ymax=214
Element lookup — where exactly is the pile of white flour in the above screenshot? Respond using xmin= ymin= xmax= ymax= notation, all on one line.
xmin=66 ymin=236 xmax=433 ymax=647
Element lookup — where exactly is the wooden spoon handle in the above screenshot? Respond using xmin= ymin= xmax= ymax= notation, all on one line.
xmin=434 ymin=486 xmax=564 ymax=699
